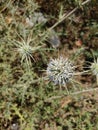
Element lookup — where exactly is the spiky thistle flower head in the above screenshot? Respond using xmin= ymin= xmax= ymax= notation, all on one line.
xmin=47 ymin=56 xmax=75 ymax=85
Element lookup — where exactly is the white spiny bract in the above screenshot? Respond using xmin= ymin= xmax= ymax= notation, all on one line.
xmin=18 ymin=43 xmax=32 ymax=59
xmin=47 ymin=57 xmax=74 ymax=85
xmin=91 ymin=58 xmax=98 ymax=76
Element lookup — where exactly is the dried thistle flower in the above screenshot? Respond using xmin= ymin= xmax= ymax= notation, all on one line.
xmin=26 ymin=12 xmax=47 ymax=27
xmin=25 ymin=17 xmax=34 ymax=27
xmin=33 ymin=12 xmax=47 ymax=24
xmin=47 ymin=56 xmax=74 ymax=85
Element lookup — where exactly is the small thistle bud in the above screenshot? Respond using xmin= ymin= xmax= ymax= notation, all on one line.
xmin=91 ymin=58 xmax=98 ymax=76
xmin=90 ymin=58 xmax=98 ymax=85
xmin=47 ymin=56 xmax=74 ymax=85
xmin=15 ymin=36 xmax=41 ymax=66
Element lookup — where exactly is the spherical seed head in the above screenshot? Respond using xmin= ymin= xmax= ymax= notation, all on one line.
xmin=91 ymin=58 xmax=98 ymax=76
xmin=47 ymin=57 xmax=74 ymax=85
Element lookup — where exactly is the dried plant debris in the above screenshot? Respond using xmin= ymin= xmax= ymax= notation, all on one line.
xmin=25 ymin=12 xmax=47 ymax=27
xmin=47 ymin=29 xmax=61 ymax=48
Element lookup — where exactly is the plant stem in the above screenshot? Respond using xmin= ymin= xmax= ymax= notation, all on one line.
xmin=45 ymin=87 xmax=98 ymax=102
xmin=49 ymin=0 xmax=91 ymax=30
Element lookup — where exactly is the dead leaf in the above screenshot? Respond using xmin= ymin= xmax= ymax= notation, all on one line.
xmin=75 ymin=39 xmax=82 ymax=47
xmin=5 ymin=16 xmax=13 ymax=24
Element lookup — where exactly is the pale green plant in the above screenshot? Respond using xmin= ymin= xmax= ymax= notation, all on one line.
xmin=14 ymin=34 xmax=41 ymax=66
